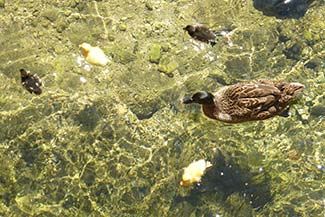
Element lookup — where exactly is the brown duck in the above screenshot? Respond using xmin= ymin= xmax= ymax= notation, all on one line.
xmin=183 ymin=24 xmax=216 ymax=46
xmin=182 ymin=80 xmax=304 ymax=123
xmin=20 ymin=69 xmax=43 ymax=95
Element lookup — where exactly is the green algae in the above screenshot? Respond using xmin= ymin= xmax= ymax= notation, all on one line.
xmin=110 ymin=45 xmax=136 ymax=64
xmin=118 ymin=22 xmax=127 ymax=31
xmin=145 ymin=0 xmax=153 ymax=11
xmin=0 ymin=0 xmax=324 ymax=216
xmin=41 ymin=7 xmax=61 ymax=22
xmin=158 ymin=56 xmax=178 ymax=75
xmin=149 ymin=44 xmax=162 ymax=64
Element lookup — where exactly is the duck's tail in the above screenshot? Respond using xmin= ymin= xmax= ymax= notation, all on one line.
xmin=278 ymin=82 xmax=304 ymax=103
xmin=259 ymin=80 xmax=304 ymax=97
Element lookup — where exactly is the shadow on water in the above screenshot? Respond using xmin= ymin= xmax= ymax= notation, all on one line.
xmin=73 ymin=104 xmax=103 ymax=131
xmin=170 ymin=149 xmax=273 ymax=216
xmin=253 ymin=0 xmax=314 ymax=19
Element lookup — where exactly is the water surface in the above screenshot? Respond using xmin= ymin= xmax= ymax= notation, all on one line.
xmin=0 ymin=0 xmax=324 ymax=216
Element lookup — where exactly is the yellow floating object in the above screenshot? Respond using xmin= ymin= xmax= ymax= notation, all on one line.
xmin=79 ymin=43 xmax=110 ymax=66
xmin=180 ymin=159 xmax=212 ymax=186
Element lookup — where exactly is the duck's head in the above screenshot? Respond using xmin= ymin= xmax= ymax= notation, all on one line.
xmin=183 ymin=25 xmax=195 ymax=34
xmin=79 ymin=43 xmax=92 ymax=56
xmin=20 ymin=69 xmax=28 ymax=79
xmin=182 ymin=91 xmax=214 ymax=105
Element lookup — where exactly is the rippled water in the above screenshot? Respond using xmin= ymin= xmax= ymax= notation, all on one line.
xmin=0 ymin=0 xmax=324 ymax=216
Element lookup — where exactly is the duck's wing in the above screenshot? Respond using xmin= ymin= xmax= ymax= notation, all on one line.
xmin=195 ymin=26 xmax=216 ymax=41
xmin=23 ymin=74 xmax=43 ymax=95
xmin=223 ymin=83 xmax=281 ymax=116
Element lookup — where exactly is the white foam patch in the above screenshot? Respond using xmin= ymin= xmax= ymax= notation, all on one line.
xmin=80 ymin=76 xmax=87 ymax=83
xmin=74 ymin=54 xmax=92 ymax=71
xmin=83 ymin=64 xmax=92 ymax=72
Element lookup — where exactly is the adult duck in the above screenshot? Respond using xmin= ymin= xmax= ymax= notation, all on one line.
xmin=182 ymin=80 xmax=304 ymax=123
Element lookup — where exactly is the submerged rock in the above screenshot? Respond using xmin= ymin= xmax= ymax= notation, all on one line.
xmin=253 ymin=0 xmax=314 ymax=19
xmin=310 ymin=105 xmax=325 ymax=117
xmin=158 ymin=56 xmax=178 ymax=77
xmin=149 ymin=44 xmax=161 ymax=64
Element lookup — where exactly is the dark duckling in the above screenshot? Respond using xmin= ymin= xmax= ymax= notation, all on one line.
xmin=20 ymin=69 xmax=43 ymax=95
xmin=183 ymin=24 xmax=216 ymax=46
xmin=182 ymin=80 xmax=304 ymax=123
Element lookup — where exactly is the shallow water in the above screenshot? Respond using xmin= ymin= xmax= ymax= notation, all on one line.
xmin=0 ymin=0 xmax=324 ymax=216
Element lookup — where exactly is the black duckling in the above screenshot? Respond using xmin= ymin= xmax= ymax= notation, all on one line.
xmin=20 ymin=69 xmax=43 ymax=95
xmin=183 ymin=24 xmax=216 ymax=46
xmin=182 ymin=80 xmax=304 ymax=123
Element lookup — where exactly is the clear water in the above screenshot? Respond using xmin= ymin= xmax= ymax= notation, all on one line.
xmin=0 ymin=0 xmax=324 ymax=216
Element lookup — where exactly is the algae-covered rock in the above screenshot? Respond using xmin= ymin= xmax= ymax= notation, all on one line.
xmin=73 ymin=104 xmax=102 ymax=131
xmin=310 ymin=105 xmax=325 ymax=117
xmin=225 ymin=56 xmax=251 ymax=79
xmin=41 ymin=7 xmax=60 ymax=22
xmin=111 ymin=46 xmax=136 ymax=64
xmin=303 ymin=30 xmax=313 ymax=41
xmin=225 ymin=193 xmax=254 ymax=216
xmin=55 ymin=18 xmax=68 ymax=33
xmin=161 ymin=43 xmax=170 ymax=52
xmin=149 ymin=44 xmax=161 ymax=64
xmin=67 ymin=23 xmax=93 ymax=44
xmin=283 ymin=43 xmax=303 ymax=60
xmin=158 ymin=56 xmax=178 ymax=77
xmin=145 ymin=0 xmax=153 ymax=11
xmin=304 ymin=57 xmax=323 ymax=70
xmin=118 ymin=22 xmax=127 ymax=31
xmin=107 ymin=33 xmax=116 ymax=41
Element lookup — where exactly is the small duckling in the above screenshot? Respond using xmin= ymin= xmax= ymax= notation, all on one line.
xmin=79 ymin=43 xmax=110 ymax=66
xmin=180 ymin=159 xmax=212 ymax=186
xmin=20 ymin=69 xmax=43 ymax=95
xmin=182 ymin=80 xmax=304 ymax=123
xmin=183 ymin=24 xmax=216 ymax=46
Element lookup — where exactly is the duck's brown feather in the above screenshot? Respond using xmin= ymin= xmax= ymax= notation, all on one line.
xmin=184 ymin=25 xmax=216 ymax=43
xmin=202 ymin=80 xmax=304 ymax=123
xmin=192 ymin=26 xmax=215 ymax=42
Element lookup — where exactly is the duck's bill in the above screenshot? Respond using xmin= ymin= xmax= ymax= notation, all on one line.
xmin=181 ymin=97 xmax=193 ymax=104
